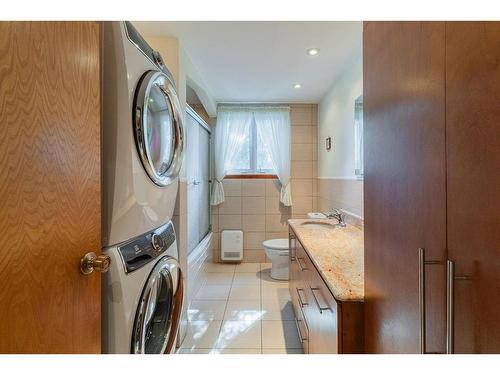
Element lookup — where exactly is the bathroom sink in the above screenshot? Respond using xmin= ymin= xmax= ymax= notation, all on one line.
xmin=299 ymin=221 xmax=338 ymax=230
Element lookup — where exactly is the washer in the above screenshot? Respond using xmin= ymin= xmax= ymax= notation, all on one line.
xmin=102 ymin=221 xmax=183 ymax=354
xmin=102 ymin=21 xmax=183 ymax=247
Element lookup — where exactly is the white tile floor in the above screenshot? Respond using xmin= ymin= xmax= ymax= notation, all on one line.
xmin=178 ymin=263 xmax=303 ymax=354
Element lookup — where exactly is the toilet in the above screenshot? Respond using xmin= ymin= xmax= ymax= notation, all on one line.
xmin=263 ymin=239 xmax=289 ymax=280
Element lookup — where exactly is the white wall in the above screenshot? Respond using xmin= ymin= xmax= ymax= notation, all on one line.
xmin=179 ymin=50 xmax=217 ymax=118
xmin=317 ymin=59 xmax=364 ymax=218
xmin=318 ymin=59 xmax=362 ymax=178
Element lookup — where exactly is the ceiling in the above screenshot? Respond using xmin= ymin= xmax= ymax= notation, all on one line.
xmin=134 ymin=21 xmax=362 ymax=103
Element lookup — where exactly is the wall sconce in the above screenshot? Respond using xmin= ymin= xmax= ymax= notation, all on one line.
xmin=325 ymin=137 xmax=332 ymax=151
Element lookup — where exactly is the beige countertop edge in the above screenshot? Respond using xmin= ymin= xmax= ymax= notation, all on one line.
xmin=288 ymin=219 xmax=365 ymax=303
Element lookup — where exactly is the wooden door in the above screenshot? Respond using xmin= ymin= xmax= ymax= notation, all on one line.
xmin=445 ymin=22 xmax=500 ymax=353
xmin=0 ymin=22 xmax=101 ymax=353
xmin=363 ymin=22 xmax=448 ymax=353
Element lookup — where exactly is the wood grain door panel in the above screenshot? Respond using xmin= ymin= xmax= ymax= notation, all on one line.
xmin=445 ymin=21 xmax=500 ymax=353
xmin=363 ymin=21 xmax=448 ymax=353
xmin=0 ymin=22 xmax=101 ymax=353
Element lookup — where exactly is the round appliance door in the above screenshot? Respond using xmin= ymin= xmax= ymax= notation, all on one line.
xmin=133 ymin=70 xmax=184 ymax=187
xmin=131 ymin=256 xmax=181 ymax=354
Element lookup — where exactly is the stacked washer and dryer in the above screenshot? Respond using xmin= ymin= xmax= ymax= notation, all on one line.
xmin=101 ymin=22 xmax=184 ymax=354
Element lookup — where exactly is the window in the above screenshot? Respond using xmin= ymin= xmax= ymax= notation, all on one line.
xmin=354 ymin=95 xmax=364 ymax=179
xmin=212 ymin=105 xmax=290 ymax=206
xmin=228 ymin=117 xmax=275 ymax=175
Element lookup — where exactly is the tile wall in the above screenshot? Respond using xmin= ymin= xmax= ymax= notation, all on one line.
xmin=211 ymin=104 xmax=318 ymax=262
xmin=317 ymin=178 xmax=364 ymax=219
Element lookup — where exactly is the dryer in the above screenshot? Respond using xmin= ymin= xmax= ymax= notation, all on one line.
xmin=102 ymin=21 xmax=184 ymax=247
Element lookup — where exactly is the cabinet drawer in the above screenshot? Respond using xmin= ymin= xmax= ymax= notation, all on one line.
xmin=290 ymin=263 xmax=309 ymax=317
xmin=289 ymin=233 xmax=299 ymax=314
xmin=295 ymin=303 xmax=309 ymax=354
xmin=290 ymin=237 xmax=312 ymax=315
xmin=308 ymin=267 xmax=340 ymax=353
xmin=296 ymin=243 xmax=312 ymax=273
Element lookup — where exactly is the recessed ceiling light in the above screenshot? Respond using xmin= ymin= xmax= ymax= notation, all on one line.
xmin=294 ymin=83 xmax=302 ymax=89
xmin=307 ymin=48 xmax=320 ymax=56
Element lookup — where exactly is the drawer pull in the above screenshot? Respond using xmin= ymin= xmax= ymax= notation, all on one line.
xmin=296 ymin=257 xmax=308 ymax=271
xmin=296 ymin=287 xmax=308 ymax=307
xmin=289 ymin=236 xmax=296 ymax=261
xmin=294 ymin=317 xmax=307 ymax=343
xmin=310 ymin=286 xmax=330 ymax=313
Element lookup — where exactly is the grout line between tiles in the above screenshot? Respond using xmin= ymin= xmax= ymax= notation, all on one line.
xmin=217 ymin=269 xmax=235 ymax=337
xmin=260 ymin=262 xmax=263 ymax=354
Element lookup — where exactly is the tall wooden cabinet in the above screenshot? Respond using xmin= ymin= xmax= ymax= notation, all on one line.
xmin=364 ymin=22 xmax=500 ymax=354
xmin=445 ymin=22 xmax=500 ymax=353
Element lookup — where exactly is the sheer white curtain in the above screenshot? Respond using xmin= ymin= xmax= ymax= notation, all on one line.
xmin=254 ymin=107 xmax=292 ymax=206
xmin=211 ymin=108 xmax=253 ymax=205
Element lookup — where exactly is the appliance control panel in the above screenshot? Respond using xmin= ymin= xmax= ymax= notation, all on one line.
xmin=117 ymin=221 xmax=176 ymax=273
xmin=124 ymin=21 xmax=175 ymax=85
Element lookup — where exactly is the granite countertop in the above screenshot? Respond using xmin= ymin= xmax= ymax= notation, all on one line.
xmin=288 ymin=219 xmax=364 ymax=302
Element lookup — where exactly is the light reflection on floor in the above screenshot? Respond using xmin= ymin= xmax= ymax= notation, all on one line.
xmin=179 ymin=263 xmax=303 ymax=354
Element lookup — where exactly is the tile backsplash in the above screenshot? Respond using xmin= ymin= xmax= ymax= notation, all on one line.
xmin=317 ymin=178 xmax=363 ymax=220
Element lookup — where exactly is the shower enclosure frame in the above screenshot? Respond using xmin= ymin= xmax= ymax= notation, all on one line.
xmin=186 ymin=105 xmax=212 ymax=254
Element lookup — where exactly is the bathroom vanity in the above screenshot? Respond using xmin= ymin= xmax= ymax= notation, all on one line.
xmin=288 ymin=219 xmax=364 ymax=354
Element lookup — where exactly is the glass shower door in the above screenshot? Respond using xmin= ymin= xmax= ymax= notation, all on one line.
xmin=186 ymin=108 xmax=211 ymax=254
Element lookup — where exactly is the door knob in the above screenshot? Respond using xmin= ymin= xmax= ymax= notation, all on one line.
xmin=80 ymin=252 xmax=111 ymax=275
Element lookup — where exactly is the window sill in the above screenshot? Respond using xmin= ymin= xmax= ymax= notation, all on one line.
xmin=225 ymin=174 xmax=277 ymax=179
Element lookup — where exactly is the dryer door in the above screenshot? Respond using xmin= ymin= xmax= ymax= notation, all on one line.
xmin=133 ymin=70 xmax=184 ymax=187
xmin=131 ymin=256 xmax=181 ymax=354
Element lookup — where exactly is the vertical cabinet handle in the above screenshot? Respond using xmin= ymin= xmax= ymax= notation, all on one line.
xmin=418 ymin=248 xmax=426 ymax=354
xmin=446 ymin=259 xmax=472 ymax=354
xmin=418 ymin=248 xmax=442 ymax=354
xmin=446 ymin=260 xmax=455 ymax=354
xmin=310 ymin=286 xmax=330 ymax=313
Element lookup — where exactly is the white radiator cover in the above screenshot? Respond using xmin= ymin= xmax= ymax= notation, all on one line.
xmin=221 ymin=230 xmax=243 ymax=262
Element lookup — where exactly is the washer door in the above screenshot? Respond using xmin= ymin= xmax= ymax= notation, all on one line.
xmin=133 ymin=70 xmax=184 ymax=186
xmin=131 ymin=256 xmax=181 ymax=354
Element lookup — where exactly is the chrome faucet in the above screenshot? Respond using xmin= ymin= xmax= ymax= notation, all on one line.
xmin=323 ymin=208 xmax=347 ymax=227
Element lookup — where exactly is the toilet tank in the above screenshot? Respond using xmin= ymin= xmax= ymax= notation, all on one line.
xmin=220 ymin=230 xmax=243 ymax=262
